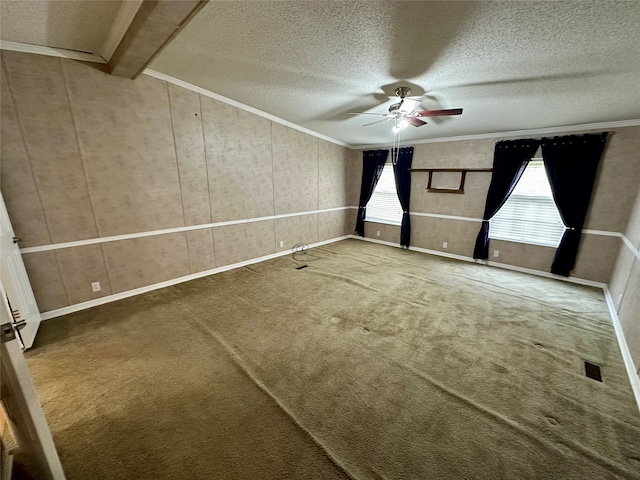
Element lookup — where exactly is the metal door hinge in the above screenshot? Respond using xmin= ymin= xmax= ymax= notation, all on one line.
xmin=1 ymin=323 xmax=16 ymax=342
xmin=1 ymin=321 xmax=26 ymax=342
xmin=12 ymin=236 xmax=21 ymax=244
xmin=1 ymin=313 xmax=26 ymax=343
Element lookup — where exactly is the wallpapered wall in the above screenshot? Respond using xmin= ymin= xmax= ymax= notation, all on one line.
xmin=0 ymin=51 xmax=360 ymax=313
xmin=610 ymin=186 xmax=640 ymax=372
xmin=364 ymin=126 xmax=640 ymax=285
xmin=363 ymin=127 xmax=640 ymax=370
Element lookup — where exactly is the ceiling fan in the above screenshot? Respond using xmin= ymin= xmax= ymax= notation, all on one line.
xmin=350 ymin=87 xmax=463 ymax=132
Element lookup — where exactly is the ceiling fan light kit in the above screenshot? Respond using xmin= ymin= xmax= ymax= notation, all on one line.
xmin=349 ymin=85 xmax=465 ymax=164
xmin=350 ymin=86 xmax=464 ymax=133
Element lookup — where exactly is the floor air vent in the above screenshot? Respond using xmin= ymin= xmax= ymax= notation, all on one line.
xmin=584 ymin=361 xmax=602 ymax=382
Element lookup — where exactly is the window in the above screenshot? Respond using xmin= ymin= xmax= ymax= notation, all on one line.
xmin=365 ymin=163 xmax=403 ymax=225
xmin=489 ymin=160 xmax=565 ymax=247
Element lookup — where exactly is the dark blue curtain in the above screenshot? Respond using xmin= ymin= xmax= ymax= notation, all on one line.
xmin=356 ymin=149 xmax=388 ymax=236
xmin=392 ymin=147 xmax=414 ymax=248
xmin=473 ymin=139 xmax=541 ymax=259
xmin=541 ymin=133 xmax=608 ymax=276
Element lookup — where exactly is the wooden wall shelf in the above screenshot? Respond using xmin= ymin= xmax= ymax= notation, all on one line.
xmin=409 ymin=168 xmax=493 ymax=194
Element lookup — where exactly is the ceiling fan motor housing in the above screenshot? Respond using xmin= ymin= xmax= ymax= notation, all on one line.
xmin=351 ymin=86 xmax=462 ymax=128
xmin=394 ymin=87 xmax=412 ymax=99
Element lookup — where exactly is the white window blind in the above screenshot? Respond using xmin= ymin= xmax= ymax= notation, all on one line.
xmin=489 ymin=160 xmax=565 ymax=247
xmin=365 ymin=163 xmax=403 ymax=225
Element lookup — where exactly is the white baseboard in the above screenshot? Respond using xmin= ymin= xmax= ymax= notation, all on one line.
xmin=350 ymin=234 xmax=640 ymax=412
xmin=604 ymin=288 xmax=640 ymax=412
xmin=40 ymin=235 xmax=351 ymax=320
xmin=348 ymin=235 xmax=606 ymax=288
xmin=38 ymin=234 xmax=640 ymax=412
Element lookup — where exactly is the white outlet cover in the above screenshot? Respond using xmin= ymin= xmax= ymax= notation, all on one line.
xmin=442 ymin=242 xmax=448 ymax=248
xmin=91 ymin=282 xmax=101 ymax=292
xmin=493 ymin=250 xmax=499 ymax=257
xmin=376 ymin=231 xmax=380 ymax=236
xmin=279 ymin=240 xmax=284 ymax=247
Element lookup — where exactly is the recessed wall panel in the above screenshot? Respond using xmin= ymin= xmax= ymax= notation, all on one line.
xmin=214 ymin=220 xmax=275 ymax=266
xmin=364 ymin=222 xmax=400 ymax=244
xmin=411 ymin=172 xmax=490 ymax=219
xmin=63 ymin=60 xmax=184 ymax=236
xmin=0 ymin=67 xmax=50 ymax=247
xmin=201 ymin=96 xmax=274 ymax=222
xmin=571 ymin=235 xmax=619 ymax=284
xmin=272 ymin=123 xmax=318 ymax=215
xmin=2 ymin=52 xmax=98 ymax=243
xmin=489 ymin=239 xmax=556 ymax=273
xmin=22 ymin=251 xmax=68 ymax=312
xmin=318 ymin=140 xmax=349 ymax=209
xmin=55 ymin=245 xmax=112 ymax=305
xmin=410 ymin=216 xmax=479 ymax=257
xmin=623 ymin=187 xmax=640 ymax=250
xmin=347 ymin=149 xmax=362 ymax=207
xmin=186 ymin=229 xmax=216 ymax=273
xmin=586 ymin=126 xmax=640 ymax=233
xmin=609 ymin=243 xmax=635 ymax=314
xmin=275 ymin=214 xmax=318 ymax=252
xmin=168 ymin=84 xmax=211 ymax=225
xmin=318 ymin=210 xmax=352 ymax=241
xmin=412 ymin=139 xmax=495 ymax=169
xmin=103 ymin=233 xmax=190 ymax=293
xmin=618 ymin=258 xmax=640 ymax=371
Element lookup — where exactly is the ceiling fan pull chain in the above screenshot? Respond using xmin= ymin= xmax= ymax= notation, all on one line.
xmin=392 ymin=128 xmax=401 ymax=165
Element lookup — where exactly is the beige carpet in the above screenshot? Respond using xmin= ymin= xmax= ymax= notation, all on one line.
xmin=25 ymin=239 xmax=640 ymax=479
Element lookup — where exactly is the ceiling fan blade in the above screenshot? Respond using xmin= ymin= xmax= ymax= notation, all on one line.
xmin=399 ymin=98 xmax=421 ymax=114
xmin=408 ymin=117 xmax=427 ymax=127
xmin=363 ymin=118 xmax=391 ymax=127
xmin=416 ymin=108 xmax=463 ymax=117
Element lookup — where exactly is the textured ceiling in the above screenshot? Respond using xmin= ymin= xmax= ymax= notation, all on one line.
xmin=0 ymin=0 xmax=121 ymax=54
xmin=1 ymin=1 xmax=639 ymax=146
xmin=150 ymin=0 xmax=640 ymax=146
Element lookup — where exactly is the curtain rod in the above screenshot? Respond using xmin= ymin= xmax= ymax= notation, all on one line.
xmin=494 ymin=131 xmax=616 ymax=143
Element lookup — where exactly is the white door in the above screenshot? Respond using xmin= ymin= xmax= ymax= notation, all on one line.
xmin=0 ymin=192 xmax=42 ymax=349
xmin=1 ymin=282 xmax=66 ymax=479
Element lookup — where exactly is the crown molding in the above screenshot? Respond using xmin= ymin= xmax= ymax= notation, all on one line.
xmin=2 ymin=40 xmax=639 ymax=150
xmin=143 ymin=69 xmax=351 ymax=148
xmin=352 ymin=119 xmax=640 ymax=150
xmin=0 ymin=40 xmax=106 ymax=64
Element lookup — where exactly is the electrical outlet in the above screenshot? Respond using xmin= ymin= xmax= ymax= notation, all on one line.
xmin=376 ymin=230 xmax=381 ymax=237
xmin=493 ymin=250 xmax=499 ymax=258
xmin=442 ymin=242 xmax=448 ymax=249
xmin=279 ymin=240 xmax=284 ymax=248
xmin=91 ymin=282 xmax=101 ymax=292
xmin=618 ymin=294 xmax=623 ymax=305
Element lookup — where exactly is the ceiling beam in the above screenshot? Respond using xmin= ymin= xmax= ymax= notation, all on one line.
xmin=108 ymin=0 xmax=207 ymax=79
xmin=100 ymin=0 xmax=144 ymax=62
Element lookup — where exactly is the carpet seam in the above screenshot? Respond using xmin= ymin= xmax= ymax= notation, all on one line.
xmin=191 ymin=317 xmax=361 ymax=480
xmin=386 ymin=354 xmax=640 ymax=479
